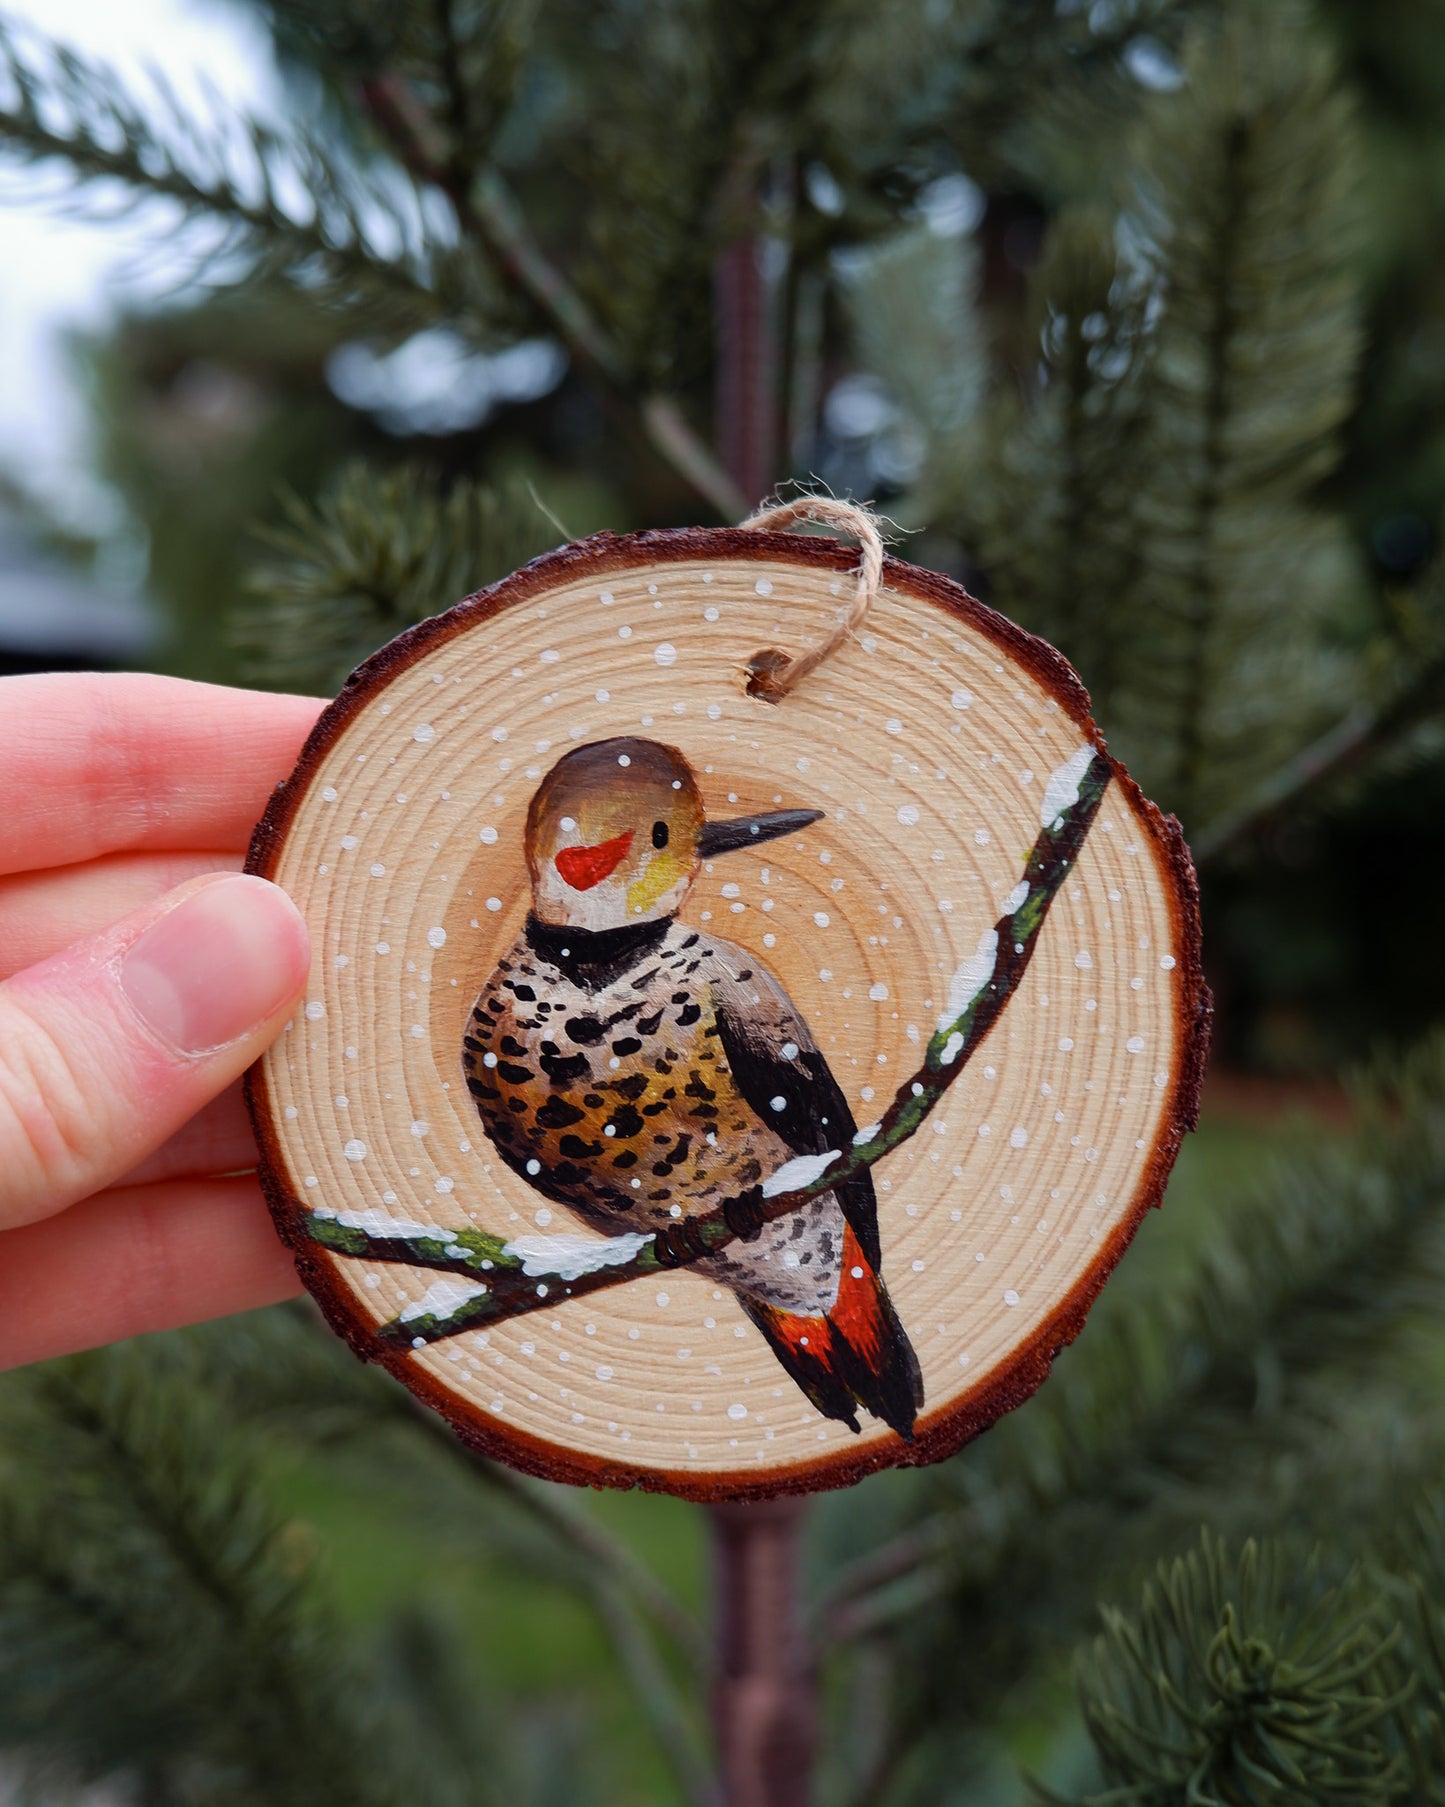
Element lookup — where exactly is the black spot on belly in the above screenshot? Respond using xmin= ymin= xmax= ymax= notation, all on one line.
xmin=565 ymin=1015 xmax=605 ymax=1044
xmin=612 ymin=1150 xmax=638 ymax=1168
xmin=507 ymin=1097 xmax=527 ymax=1114
xmin=560 ymin=1133 xmax=603 ymax=1159
xmin=648 ymin=1188 xmax=671 ymax=1201
xmin=611 ymin=1036 xmax=642 ymax=1056
xmin=583 ymin=1092 xmax=605 ymax=1107
xmin=637 ymin=1008 xmax=664 ymax=1035
xmin=535 ymin=1096 xmax=586 ymax=1129
xmin=642 ymin=1100 xmax=668 ymax=1116
xmin=466 ymin=1076 xmax=499 ymax=1099
xmin=498 ymin=1061 xmax=532 ymax=1084
xmin=500 ymin=1035 xmax=528 ymax=1057
xmin=676 ymin=1002 xmax=701 ymax=1026
xmin=613 ymin=1073 xmax=648 ymax=1101
xmin=508 ymin=983 xmax=536 ymax=1001
xmin=607 ymin=1105 xmax=645 ymax=1138
xmin=540 ymin=1048 xmax=591 ymax=1085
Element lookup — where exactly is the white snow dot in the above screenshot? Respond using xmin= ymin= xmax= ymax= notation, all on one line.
xmin=369 ymin=862 xmax=386 ymax=877
xmin=1075 ymin=950 xmax=1094 ymax=969
xmin=486 ymin=897 xmax=502 ymax=912
xmin=654 ymin=642 xmax=677 ymax=666
xmin=540 ymin=649 xmax=560 ymax=663
xmin=780 ymin=1041 xmax=799 ymax=1061
xmin=560 ymin=816 xmax=576 ymax=831
xmin=704 ymin=606 xmax=719 ymax=621
xmin=754 ymin=578 xmax=773 ymax=596
xmin=950 ymin=688 xmax=972 ymax=710
xmin=343 ymin=1139 xmax=366 ymax=1162
xmin=618 ymin=753 xmax=631 ymax=766
xmin=1004 ymin=1289 xmax=1020 ymax=1307
xmin=491 ymin=726 xmax=508 ymax=742
xmin=973 ymin=830 xmax=989 ymax=847
xmin=1126 ymin=1035 xmax=1146 ymax=1053
xmin=376 ymin=940 xmax=390 ymax=955
xmin=813 ymin=911 xmax=830 ymax=928
xmin=1009 ymin=1127 xmax=1028 ymax=1148
xmin=427 ymin=926 xmax=446 ymax=949
xmin=413 ymin=723 xmax=436 ymax=744
xmin=897 ymin=804 xmax=920 ymax=826
xmin=617 ymin=625 xmax=632 ymax=640
xmin=868 ymin=983 xmax=888 ymax=1001
xmin=885 ymin=717 xmax=903 ymax=735
xmin=339 ymin=834 xmax=358 ymax=851
xmin=321 ymin=785 xmax=338 ymax=801
xmin=1059 ymin=1037 xmax=1075 ymax=1052
xmin=410 ymin=1120 xmax=428 ymax=1138
xmin=1160 ymin=954 xmax=1177 ymax=970
xmin=525 ymin=1159 xmax=541 ymax=1176
xmin=770 ymin=1095 xmax=787 ymax=1111
xmin=728 ymin=1402 xmax=748 ymax=1419
xmin=304 ymin=1001 xmax=325 ymax=1021
xmin=595 ymin=689 xmax=610 ymax=703
xmin=595 ymin=1366 xmax=614 ymax=1382
xmin=479 ymin=826 xmax=498 ymax=844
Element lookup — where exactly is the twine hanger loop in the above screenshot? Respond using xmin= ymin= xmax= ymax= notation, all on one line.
xmin=739 ymin=495 xmax=885 ymax=701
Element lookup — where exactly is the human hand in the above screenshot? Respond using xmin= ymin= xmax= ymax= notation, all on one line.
xmin=0 ymin=672 xmax=325 ymax=1368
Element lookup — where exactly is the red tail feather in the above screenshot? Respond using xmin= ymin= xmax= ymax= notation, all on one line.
xmin=747 ymin=1225 xmax=922 ymax=1439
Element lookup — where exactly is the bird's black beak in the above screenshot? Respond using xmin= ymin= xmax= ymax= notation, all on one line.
xmin=697 ymin=807 xmax=823 ymax=858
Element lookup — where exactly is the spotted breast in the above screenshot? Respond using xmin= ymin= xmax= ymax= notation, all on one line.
xmin=462 ymin=913 xmax=849 ymax=1315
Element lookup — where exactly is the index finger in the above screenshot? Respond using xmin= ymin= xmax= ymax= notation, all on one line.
xmin=0 ymin=673 xmax=325 ymax=877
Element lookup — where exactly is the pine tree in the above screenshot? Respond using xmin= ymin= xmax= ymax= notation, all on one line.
xmin=5 ymin=0 xmax=1445 ymax=1802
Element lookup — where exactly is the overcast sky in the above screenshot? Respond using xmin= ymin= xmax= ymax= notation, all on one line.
xmin=0 ymin=0 xmax=279 ymax=528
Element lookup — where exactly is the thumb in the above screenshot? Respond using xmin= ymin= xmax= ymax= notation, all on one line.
xmin=0 ymin=872 xmax=309 ymax=1231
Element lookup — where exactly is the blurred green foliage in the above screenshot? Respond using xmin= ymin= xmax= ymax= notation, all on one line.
xmin=6 ymin=0 xmax=1445 ymax=1800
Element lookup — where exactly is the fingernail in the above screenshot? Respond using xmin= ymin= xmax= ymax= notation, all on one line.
xmin=121 ymin=874 xmax=310 ymax=1057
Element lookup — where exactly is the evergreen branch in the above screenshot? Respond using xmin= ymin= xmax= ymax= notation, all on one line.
xmin=1192 ymin=638 xmax=1445 ymax=863
xmin=0 ymin=18 xmax=467 ymax=319
xmin=1043 ymin=1536 xmax=1414 ymax=1806
xmin=357 ymin=72 xmax=749 ymax=521
xmin=820 ymin=1028 xmax=1445 ymax=1777
xmin=301 ymin=754 xmax=1110 ymax=1340
xmin=241 ymin=461 xmax=561 ymax=694
xmin=397 ymin=1399 xmax=716 ymax=1804
xmin=403 ymin=1397 xmax=707 ymax=1669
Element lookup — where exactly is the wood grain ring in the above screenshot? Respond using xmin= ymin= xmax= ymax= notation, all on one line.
xmin=245 ymin=528 xmax=1210 ymax=1501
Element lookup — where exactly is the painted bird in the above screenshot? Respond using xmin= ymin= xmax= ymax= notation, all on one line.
xmin=462 ymin=736 xmax=923 ymax=1439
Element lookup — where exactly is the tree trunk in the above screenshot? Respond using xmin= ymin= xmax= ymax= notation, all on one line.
xmin=709 ymin=1497 xmax=817 ymax=1807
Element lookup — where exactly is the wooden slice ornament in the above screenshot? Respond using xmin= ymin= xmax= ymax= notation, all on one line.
xmin=246 ymin=500 xmax=1210 ymax=1501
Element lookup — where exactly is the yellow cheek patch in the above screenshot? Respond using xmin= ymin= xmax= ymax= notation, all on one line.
xmin=627 ymin=851 xmax=685 ymax=914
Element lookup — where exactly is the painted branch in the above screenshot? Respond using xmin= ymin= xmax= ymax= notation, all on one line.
xmin=304 ymin=753 xmax=1110 ymax=1344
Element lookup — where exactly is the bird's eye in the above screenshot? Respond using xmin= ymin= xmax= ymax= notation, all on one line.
xmin=651 ymin=819 xmax=669 ymax=850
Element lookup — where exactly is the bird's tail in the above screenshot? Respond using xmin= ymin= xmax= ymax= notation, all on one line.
xmin=741 ymin=1224 xmax=923 ymax=1440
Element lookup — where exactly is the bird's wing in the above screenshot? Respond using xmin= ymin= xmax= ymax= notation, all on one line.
xmin=710 ymin=961 xmax=882 ymax=1271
